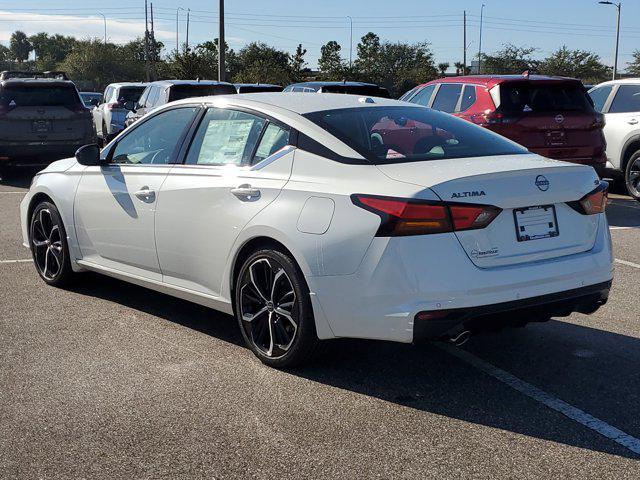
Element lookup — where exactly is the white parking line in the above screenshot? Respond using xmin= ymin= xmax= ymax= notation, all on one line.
xmin=0 ymin=259 xmax=31 ymax=264
xmin=0 ymin=191 xmax=25 ymax=194
xmin=615 ymin=258 xmax=640 ymax=269
xmin=610 ymin=226 xmax=640 ymax=230
xmin=439 ymin=344 xmax=640 ymax=456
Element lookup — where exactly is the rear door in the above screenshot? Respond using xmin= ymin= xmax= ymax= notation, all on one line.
xmin=600 ymin=84 xmax=640 ymax=170
xmin=0 ymin=82 xmax=91 ymax=143
xmin=489 ymin=80 xmax=599 ymax=158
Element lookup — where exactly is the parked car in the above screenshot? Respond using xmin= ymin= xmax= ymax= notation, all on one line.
xmin=79 ymin=92 xmax=102 ymax=108
xmin=124 ymin=80 xmax=237 ymax=128
xmin=21 ymin=93 xmax=612 ymax=367
xmin=234 ymin=83 xmax=283 ymax=93
xmin=92 ymin=83 xmax=147 ymax=144
xmin=0 ymin=71 xmax=94 ymax=173
xmin=588 ymin=79 xmax=640 ymax=201
xmin=401 ymin=75 xmax=607 ymax=173
xmin=284 ymin=81 xmax=390 ymax=98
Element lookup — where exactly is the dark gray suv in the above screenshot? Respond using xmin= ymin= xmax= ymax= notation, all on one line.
xmin=0 ymin=71 xmax=94 ymax=171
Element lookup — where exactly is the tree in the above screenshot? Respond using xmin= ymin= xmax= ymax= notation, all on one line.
xmin=318 ymin=41 xmax=346 ymax=80
xmin=628 ymin=50 xmax=640 ymax=76
xmin=480 ymin=44 xmax=538 ymax=74
xmin=539 ymin=46 xmax=610 ymax=83
xmin=290 ymin=44 xmax=307 ymax=82
xmin=354 ymin=32 xmax=381 ymax=81
xmin=454 ymin=61 xmax=470 ymax=75
xmin=437 ymin=62 xmax=450 ymax=76
xmin=233 ymin=42 xmax=293 ymax=85
xmin=29 ymin=33 xmax=77 ymax=70
xmin=9 ymin=31 xmax=32 ymax=64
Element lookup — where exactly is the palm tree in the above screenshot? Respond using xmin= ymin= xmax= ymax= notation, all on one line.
xmin=437 ymin=62 xmax=450 ymax=76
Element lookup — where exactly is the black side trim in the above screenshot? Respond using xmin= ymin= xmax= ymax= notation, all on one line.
xmin=296 ymin=132 xmax=370 ymax=165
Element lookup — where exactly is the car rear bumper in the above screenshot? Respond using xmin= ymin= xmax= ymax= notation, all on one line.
xmin=0 ymin=142 xmax=89 ymax=166
xmin=307 ymin=214 xmax=613 ymax=343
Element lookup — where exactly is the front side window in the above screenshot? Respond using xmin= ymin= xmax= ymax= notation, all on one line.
xmin=609 ymin=85 xmax=640 ymax=114
xmin=304 ymin=106 xmax=527 ymax=165
xmin=431 ymin=84 xmax=463 ymax=113
xmin=588 ymin=85 xmax=613 ymax=112
xmin=409 ymin=84 xmax=436 ymax=107
xmin=185 ymin=108 xmax=267 ymax=166
xmin=110 ymin=107 xmax=198 ymax=165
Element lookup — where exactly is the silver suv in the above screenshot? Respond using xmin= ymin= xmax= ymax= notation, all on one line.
xmin=92 ymin=82 xmax=147 ymax=144
xmin=0 ymin=71 xmax=94 ymax=172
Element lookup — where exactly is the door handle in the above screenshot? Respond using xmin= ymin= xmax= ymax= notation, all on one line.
xmin=230 ymin=184 xmax=261 ymax=201
xmin=134 ymin=187 xmax=156 ymax=203
xmin=628 ymin=118 xmax=639 ymax=125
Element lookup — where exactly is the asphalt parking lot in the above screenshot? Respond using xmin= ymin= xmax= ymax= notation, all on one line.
xmin=1 ymin=171 xmax=640 ymax=479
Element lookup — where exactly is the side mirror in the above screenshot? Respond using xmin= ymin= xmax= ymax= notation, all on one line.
xmin=75 ymin=144 xmax=102 ymax=166
xmin=123 ymin=101 xmax=136 ymax=111
xmin=90 ymin=98 xmax=100 ymax=107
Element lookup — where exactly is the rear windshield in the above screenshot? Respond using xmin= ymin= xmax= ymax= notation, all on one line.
xmin=237 ymin=85 xmax=283 ymax=93
xmin=168 ymin=84 xmax=237 ymax=102
xmin=320 ymin=85 xmax=391 ymax=98
xmin=117 ymin=86 xmax=146 ymax=103
xmin=0 ymin=84 xmax=81 ymax=107
xmin=499 ymin=82 xmax=592 ymax=114
xmin=304 ymin=106 xmax=527 ymax=164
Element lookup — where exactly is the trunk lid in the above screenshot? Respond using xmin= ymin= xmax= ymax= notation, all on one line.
xmin=376 ymin=154 xmax=602 ymax=268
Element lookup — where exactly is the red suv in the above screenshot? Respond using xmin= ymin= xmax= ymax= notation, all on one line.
xmin=400 ymin=75 xmax=606 ymax=172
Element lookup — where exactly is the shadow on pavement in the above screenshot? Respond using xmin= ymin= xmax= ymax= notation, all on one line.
xmin=607 ymin=196 xmax=640 ymax=227
xmin=69 ymin=272 xmax=639 ymax=460
xmin=0 ymin=168 xmax=39 ymax=189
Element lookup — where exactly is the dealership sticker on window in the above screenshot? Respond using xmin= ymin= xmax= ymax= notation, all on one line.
xmin=470 ymin=247 xmax=499 ymax=259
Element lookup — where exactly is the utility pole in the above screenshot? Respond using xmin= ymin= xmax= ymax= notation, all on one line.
xmin=176 ymin=7 xmax=185 ymax=53
xmin=463 ymin=10 xmax=466 ymax=74
xmin=478 ymin=3 xmax=485 ymax=74
xmin=219 ymin=0 xmax=225 ymax=82
xmin=98 ymin=13 xmax=107 ymax=44
xmin=150 ymin=2 xmax=156 ymax=79
xmin=186 ymin=9 xmax=190 ymax=50
xmin=144 ymin=0 xmax=150 ymax=81
xmin=347 ymin=16 xmax=353 ymax=69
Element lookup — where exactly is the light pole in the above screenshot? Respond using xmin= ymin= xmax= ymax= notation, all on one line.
xmin=98 ymin=13 xmax=107 ymax=44
xmin=478 ymin=3 xmax=485 ymax=74
xmin=599 ymin=1 xmax=621 ymax=80
xmin=346 ymin=16 xmax=353 ymax=69
xmin=176 ymin=7 xmax=185 ymax=53
xmin=219 ymin=0 xmax=225 ymax=82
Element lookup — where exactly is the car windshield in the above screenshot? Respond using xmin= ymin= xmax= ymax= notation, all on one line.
xmin=0 ymin=84 xmax=81 ymax=107
xmin=118 ymin=86 xmax=146 ymax=103
xmin=168 ymin=84 xmax=237 ymax=102
xmin=304 ymin=106 xmax=527 ymax=164
xmin=499 ymin=82 xmax=592 ymax=113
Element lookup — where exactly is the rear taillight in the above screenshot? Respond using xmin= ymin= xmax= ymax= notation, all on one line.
xmin=352 ymin=194 xmax=501 ymax=236
xmin=470 ymin=111 xmax=516 ymax=126
xmin=590 ymin=113 xmax=605 ymax=129
xmin=568 ymin=181 xmax=608 ymax=215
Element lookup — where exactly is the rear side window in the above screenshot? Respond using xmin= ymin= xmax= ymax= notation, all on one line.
xmin=499 ymin=82 xmax=592 ymax=113
xmin=185 ymin=108 xmax=266 ymax=166
xmin=588 ymin=85 xmax=613 ymax=112
xmin=609 ymin=85 xmax=640 ymax=114
xmin=459 ymin=85 xmax=477 ymax=111
xmin=253 ymin=123 xmax=290 ymax=164
xmin=431 ymin=84 xmax=462 ymax=113
xmin=0 ymin=84 xmax=81 ymax=107
xmin=304 ymin=106 xmax=527 ymax=165
xmin=168 ymin=84 xmax=237 ymax=102
xmin=409 ymin=85 xmax=436 ymax=107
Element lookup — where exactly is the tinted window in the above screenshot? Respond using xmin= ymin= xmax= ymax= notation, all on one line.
xmin=168 ymin=84 xmax=236 ymax=102
xmin=304 ymin=106 xmax=526 ymax=164
xmin=185 ymin=108 xmax=266 ymax=166
xmin=431 ymin=84 xmax=462 ymax=113
xmin=609 ymin=85 xmax=640 ymax=114
xmin=399 ymin=86 xmax=419 ymax=101
xmin=117 ymin=86 xmax=146 ymax=103
xmin=460 ymin=85 xmax=477 ymax=111
xmin=499 ymin=82 xmax=591 ymax=113
xmin=237 ymin=85 xmax=283 ymax=93
xmin=111 ymin=107 xmax=197 ymax=165
xmin=0 ymin=84 xmax=82 ymax=107
xmin=588 ymin=85 xmax=613 ymax=112
xmin=321 ymin=85 xmax=390 ymax=98
xmin=253 ymin=123 xmax=290 ymax=164
xmin=409 ymin=85 xmax=436 ymax=107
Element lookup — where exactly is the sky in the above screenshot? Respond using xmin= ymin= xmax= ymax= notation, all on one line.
xmin=0 ymin=0 xmax=638 ymax=72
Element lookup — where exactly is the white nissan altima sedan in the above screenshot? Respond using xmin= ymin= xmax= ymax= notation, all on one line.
xmin=20 ymin=93 xmax=614 ymax=367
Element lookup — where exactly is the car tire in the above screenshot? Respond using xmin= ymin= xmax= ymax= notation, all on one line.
xmin=29 ymin=201 xmax=76 ymax=287
xmin=625 ymin=150 xmax=640 ymax=202
xmin=234 ymin=248 xmax=320 ymax=368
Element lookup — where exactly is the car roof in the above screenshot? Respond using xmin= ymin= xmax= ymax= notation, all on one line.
xmin=170 ymin=91 xmax=406 ymax=114
xmin=287 ymin=81 xmax=382 ymax=89
xmin=591 ymin=78 xmax=640 ymax=88
xmin=234 ymin=83 xmax=281 ymax=88
xmin=421 ymin=74 xmax=582 ymax=89
xmin=0 ymin=78 xmax=75 ymax=87
xmin=107 ymin=82 xmax=148 ymax=88
xmin=146 ymin=79 xmax=234 ymax=87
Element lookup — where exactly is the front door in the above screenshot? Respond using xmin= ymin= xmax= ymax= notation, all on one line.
xmin=74 ymin=106 xmax=199 ymax=279
xmin=155 ymin=107 xmax=294 ymax=298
